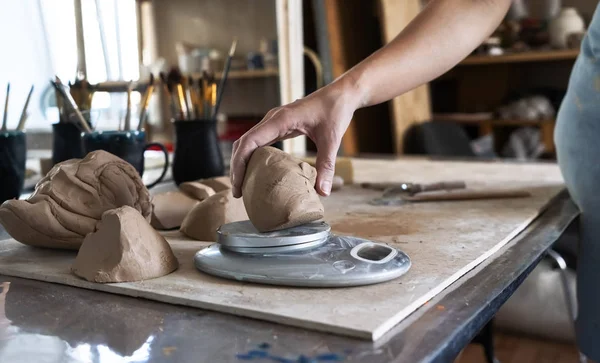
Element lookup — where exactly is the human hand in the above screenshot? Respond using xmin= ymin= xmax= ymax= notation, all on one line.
xmin=230 ymin=80 xmax=361 ymax=198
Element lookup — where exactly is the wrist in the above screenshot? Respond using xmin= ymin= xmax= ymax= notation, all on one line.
xmin=329 ymin=71 xmax=369 ymax=111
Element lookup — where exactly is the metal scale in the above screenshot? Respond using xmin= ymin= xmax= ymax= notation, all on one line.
xmin=194 ymin=220 xmax=411 ymax=287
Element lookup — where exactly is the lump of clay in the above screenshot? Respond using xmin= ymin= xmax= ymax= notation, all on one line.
xmin=242 ymin=146 xmax=324 ymax=232
xmin=151 ymin=191 xmax=199 ymax=230
xmin=179 ymin=181 xmax=215 ymax=201
xmin=72 ymin=206 xmax=178 ymax=283
xmin=195 ymin=176 xmax=232 ymax=192
xmin=0 ymin=150 xmax=152 ymax=250
xmin=180 ymin=190 xmax=248 ymax=241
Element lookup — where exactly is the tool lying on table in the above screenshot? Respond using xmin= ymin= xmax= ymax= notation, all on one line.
xmin=365 ymin=181 xmax=531 ymax=206
xmin=194 ymin=220 xmax=411 ymax=287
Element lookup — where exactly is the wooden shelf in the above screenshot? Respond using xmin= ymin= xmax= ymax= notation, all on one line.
xmin=459 ymin=49 xmax=579 ymax=66
xmin=195 ymin=69 xmax=279 ymax=80
xmin=434 ymin=114 xmax=556 ymax=153
xmin=435 ymin=115 xmax=555 ymax=127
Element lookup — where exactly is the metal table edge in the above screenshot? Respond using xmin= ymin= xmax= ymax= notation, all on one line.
xmin=387 ymin=189 xmax=579 ymax=363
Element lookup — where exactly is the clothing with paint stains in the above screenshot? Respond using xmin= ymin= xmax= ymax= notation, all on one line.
xmin=555 ymin=2 xmax=600 ymax=360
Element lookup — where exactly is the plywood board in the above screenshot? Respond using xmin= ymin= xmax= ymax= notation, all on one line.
xmin=0 ymin=159 xmax=564 ymax=341
xmin=378 ymin=0 xmax=432 ymax=153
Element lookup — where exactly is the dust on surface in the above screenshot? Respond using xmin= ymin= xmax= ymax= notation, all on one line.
xmin=329 ymin=212 xmax=424 ymax=239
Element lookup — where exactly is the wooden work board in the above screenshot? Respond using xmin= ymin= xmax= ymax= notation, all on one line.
xmin=0 ymin=158 xmax=564 ymax=341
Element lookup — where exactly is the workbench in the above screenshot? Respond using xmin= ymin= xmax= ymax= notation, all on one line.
xmin=0 ymin=156 xmax=579 ymax=363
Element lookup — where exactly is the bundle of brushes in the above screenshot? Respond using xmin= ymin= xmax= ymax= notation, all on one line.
xmin=160 ymin=68 xmax=217 ymax=121
xmin=161 ymin=37 xmax=237 ymax=121
xmin=0 ymin=83 xmax=34 ymax=133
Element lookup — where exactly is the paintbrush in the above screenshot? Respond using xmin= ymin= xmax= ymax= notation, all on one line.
xmin=168 ymin=68 xmax=188 ymax=119
xmin=213 ymin=38 xmax=237 ymax=118
xmin=137 ymin=74 xmax=155 ymax=131
xmin=1 ymin=83 xmax=9 ymax=132
xmin=51 ymin=77 xmax=92 ymax=133
xmin=160 ymin=72 xmax=177 ymax=118
xmin=16 ymin=85 xmax=34 ymax=131
xmin=184 ymin=75 xmax=195 ymax=119
xmin=202 ymin=70 xmax=209 ymax=119
xmin=123 ymin=80 xmax=134 ymax=131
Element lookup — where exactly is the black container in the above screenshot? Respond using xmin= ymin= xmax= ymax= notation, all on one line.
xmin=172 ymin=119 xmax=225 ymax=185
xmin=82 ymin=130 xmax=169 ymax=189
xmin=52 ymin=122 xmax=85 ymax=165
xmin=0 ymin=130 xmax=26 ymax=203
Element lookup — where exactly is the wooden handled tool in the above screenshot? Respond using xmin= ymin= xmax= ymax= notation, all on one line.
xmin=399 ymin=189 xmax=531 ymax=202
xmin=362 ymin=181 xmax=466 ymax=196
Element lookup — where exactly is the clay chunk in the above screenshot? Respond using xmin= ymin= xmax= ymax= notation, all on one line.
xmin=0 ymin=150 xmax=152 ymax=250
xmin=180 ymin=190 xmax=248 ymax=241
xmin=195 ymin=176 xmax=232 ymax=192
xmin=72 ymin=206 xmax=178 ymax=283
xmin=151 ymin=191 xmax=199 ymax=230
xmin=242 ymin=146 xmax=324 ymax=232
xmin=179 ymin=181 xmax=216 ymax=201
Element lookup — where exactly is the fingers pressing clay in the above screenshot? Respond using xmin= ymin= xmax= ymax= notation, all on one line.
xmin=179 ymin=181 xmax=216 ymax=201
xmin=150 ymin=191 xmax=199 ymax=230
xmin=0 ymin=150 xmax=152 ymax=250
xmin=241 ymin=146 xmax=324 ymax=232
xmin=72 ymin=206 xmax=178 ymax=283
xmin=180 ymin=190 xmax=248 ymax=241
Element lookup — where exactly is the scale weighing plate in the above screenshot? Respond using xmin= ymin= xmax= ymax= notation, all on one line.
xmin=194 ymin=221 xmax=411 ymax=287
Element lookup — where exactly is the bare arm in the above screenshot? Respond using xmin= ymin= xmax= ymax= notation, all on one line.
xmin=230 ymin=0 xmax=512 ymax=198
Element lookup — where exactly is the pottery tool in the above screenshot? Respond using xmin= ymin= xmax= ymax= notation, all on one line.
xmin=137 ymin=74 xmax=155 ymax=131
xmin=51 ymin=77 xmax=92 ymax=133
xmin=1 ymin=83 xmax=9 ymax=132
xmin=194 ymin=220 xmax=411 ymax=287
xmin=212 ymin=38 xmax=237 ymax=118
xmin=16 ymin=85 xmax=34 ymax=131
xmin=362 ymin=181 xmax=466 ymax=196
xmin=370 ymin=188 xmax=531 ymax=206
xmin=123 ymin=81 xmax=134 ymax=131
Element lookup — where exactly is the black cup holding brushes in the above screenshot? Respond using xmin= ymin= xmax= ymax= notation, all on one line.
xmin=52 ymin=122 xmax=85 ymax=165
xmin=0 ymin=130 xmax=26 ymax=203
xmin=172 ymin=118 xmax=224 ymax=185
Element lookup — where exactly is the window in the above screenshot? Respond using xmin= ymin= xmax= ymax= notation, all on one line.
xmin=0 ymin=0 xmax=139 ymax=131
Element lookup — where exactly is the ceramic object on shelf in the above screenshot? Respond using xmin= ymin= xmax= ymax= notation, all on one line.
xmin=549 ymin=7 xmax=585 ymax=49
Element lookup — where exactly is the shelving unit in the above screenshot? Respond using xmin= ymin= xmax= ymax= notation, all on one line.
xmin=434 ymin=114 xmax=556 ymax=153
xmin=459 ymin=49 xmax=580 ymax=66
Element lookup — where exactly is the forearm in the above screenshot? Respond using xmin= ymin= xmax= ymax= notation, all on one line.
xmin=336 ymin=0 xmax=512 ymax=108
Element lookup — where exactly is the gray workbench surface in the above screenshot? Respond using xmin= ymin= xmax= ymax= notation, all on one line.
xmin=0 ymin=189 xmax=578 ymax=363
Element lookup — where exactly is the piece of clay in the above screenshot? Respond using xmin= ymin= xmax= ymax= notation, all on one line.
xmin=71 ymin=205 xmax=178 ymax=283
xmin=331 ymin=175 xmax=344 ymax=191
xmin=195 ymin=176 xmax=232 ymax=192
xmin=180 ymin=189 xmax=248 ymax=241
xmin=151 ymin=191 xmax=199 ymax=230
xmin=242 ymin=146 xmax=324 ymax=232
xmin=179 ymin=181 xmax=216 ymax=201
xmin=0 ymin=150 xmax=152 ymax=250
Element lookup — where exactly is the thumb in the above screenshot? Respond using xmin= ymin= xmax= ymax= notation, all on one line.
xmin=314 ymin=139 xmax=339 ymax=197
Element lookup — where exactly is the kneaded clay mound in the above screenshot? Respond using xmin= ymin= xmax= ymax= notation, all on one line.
xmin=0 ymin=150 xmax=152 ymax=250
xmin=180 ymin=189 xmax=248 ymax=241
xmin=72 ymin=206 xmax=178 ymax=283
xmin=150 ymin=191 xmax=199 ymax=230
xmin=242 ymin=146 xmax=324 ymax=232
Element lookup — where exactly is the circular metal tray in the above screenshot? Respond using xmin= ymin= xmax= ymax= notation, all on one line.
xmin=216 ymin=220 xmax=331 ymax=248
